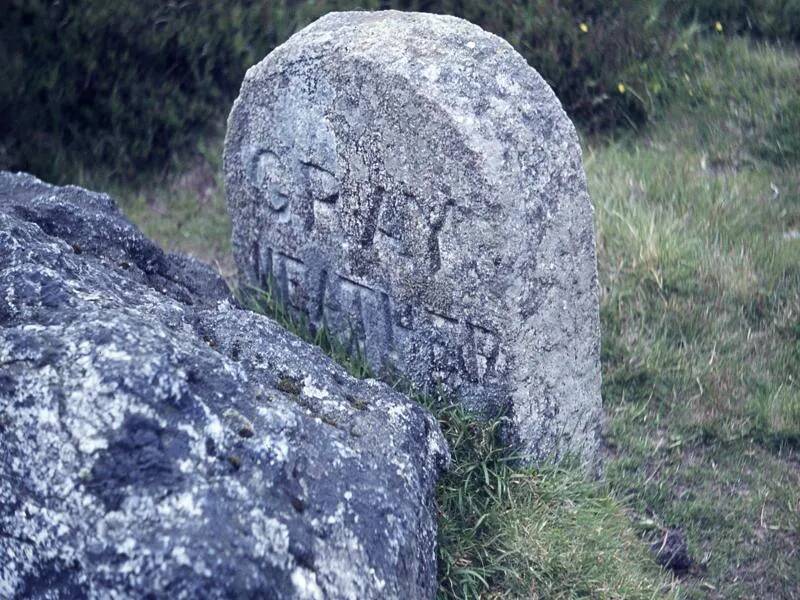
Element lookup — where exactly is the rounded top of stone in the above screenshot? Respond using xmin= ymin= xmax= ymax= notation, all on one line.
xmin=254 ymin=10 xmax=518 ymax=63
xmin=246 ymin=10 xmax=565 ymax=128
xmin=235 ymin=10 xmax=578 ymax=196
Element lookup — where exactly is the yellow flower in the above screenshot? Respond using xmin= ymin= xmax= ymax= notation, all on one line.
xmin=617 ymin=83 xmax=626 ymax=94
xmin=714 ymin=21 xmax=723 ymax=32
xmin=579 ymin=22 xmax=589 ymax=33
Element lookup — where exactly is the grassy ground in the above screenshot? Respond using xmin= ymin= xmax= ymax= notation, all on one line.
xmin=592 ymin=36 xmax=800 ymax=599
xmin=88 ymin=34 xmax=798 ymax=599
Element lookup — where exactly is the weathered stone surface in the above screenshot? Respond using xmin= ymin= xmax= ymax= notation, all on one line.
xmin=0 ymin=172 xmax=448 ymax=599
xmin=224 ymin=11 xmax=602 ymax=463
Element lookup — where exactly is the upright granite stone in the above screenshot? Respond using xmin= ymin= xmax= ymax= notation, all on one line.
xmin=0 ymin=172 xmax=448 ymax=599
xmin=224 ymin=11 xmax=602 ymax=463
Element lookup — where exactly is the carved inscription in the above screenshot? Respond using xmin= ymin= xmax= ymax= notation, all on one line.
xmin=338 ymin=276 xmax=393 ymax=365
xmin=246 ymin=144 xmax=495 ymax=380
xmin=248 ymin=146 xmax=455 ymax=277
xmin=248 ymin=149 xmax=341 ymax=230
xmin=425 ymin=310 xmax=498 ymax=381
xmin=370 ymin=191 xmax=454 ymax=274
xmin=302 ymin=162 xmax=338 ymax=203
xmin=249 ymin=150 xmax=290 ymax=213
xmin=304 ymin=162 xmax=339 ymax=232
xmin=267 ymin=250 xmax=307 ymax=308
xmin=256 ymin=247 xmax=499 ymax=382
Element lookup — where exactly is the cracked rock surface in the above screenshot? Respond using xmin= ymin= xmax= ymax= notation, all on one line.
xmin=0 ymin=172 xmax=449 ymax=599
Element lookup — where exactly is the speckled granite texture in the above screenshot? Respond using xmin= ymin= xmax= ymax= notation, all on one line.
xmin=0 ymin=171 xmax=448 ymax=599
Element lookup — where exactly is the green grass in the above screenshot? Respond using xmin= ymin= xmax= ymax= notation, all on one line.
xmin=590 ymin=35 xmax=800 ymax=599
xmin=102 ymin=32 xmax=800 ymax=600
xmin=432 ymin=406 xmax=672 ymax=599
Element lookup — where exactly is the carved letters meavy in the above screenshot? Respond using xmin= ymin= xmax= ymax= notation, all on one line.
xmin=261 ymin=246 xmax=498 ymax=382
xmin=249 ymin=150 xmax=290 ymax=212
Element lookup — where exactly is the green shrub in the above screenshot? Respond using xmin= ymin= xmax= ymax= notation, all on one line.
xmin=411 ymin=0 xmax=680 ymax=130
xmin=1 ymin=0 xmax=680 ymax=181
xmin=0 ymin=1 xmax=270 ymax=181
xmin=669 ymin=0 xmax=800 ymax=41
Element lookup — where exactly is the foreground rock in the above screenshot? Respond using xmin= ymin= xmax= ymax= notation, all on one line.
xmin=0 ymin=172 xmax=448 ymax=599
xmin=224 ymin=11 xmax=602 ymax=464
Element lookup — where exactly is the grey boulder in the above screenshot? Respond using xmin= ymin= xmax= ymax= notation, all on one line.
xmin=224 ymin=11 xmax=602 ymax=464
xmin=0 ymin=172 xmax=448 ymax=599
